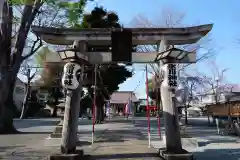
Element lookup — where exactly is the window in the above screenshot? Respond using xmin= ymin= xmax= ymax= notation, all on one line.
xmin=15 ymin=87 xmax=24 ymax=94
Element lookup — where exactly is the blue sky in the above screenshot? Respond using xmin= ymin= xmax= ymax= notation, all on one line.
xmin=85 ymin=0 xmax=240 ymax=98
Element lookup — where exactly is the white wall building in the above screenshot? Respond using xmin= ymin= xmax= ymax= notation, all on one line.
xmin=196 ymin=85 xmax=240 ymax=106
xmin=197 ymin=92 xmax=225 ymax=105
xmin=14 ymin=78 xmax=26 ymax=112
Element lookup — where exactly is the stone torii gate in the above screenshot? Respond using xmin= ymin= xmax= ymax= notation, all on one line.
xmin=32 ymin=24 xmax=213 ymax=159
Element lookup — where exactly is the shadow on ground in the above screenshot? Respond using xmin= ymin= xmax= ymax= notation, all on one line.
xmin=12 ymin=118 xmax=107 ymax=135
xmin=77 ymin=119 xmax=100 ymax=126
xmin=77 ymin=141 xmax=92 ymax=146
xmin=0 ymin=146 xmax=26 ymax=159
xmin=105 ymin=119 xmax=134 ymax=123
xmin=14 ymin=118 xmax=97 ymax=130
xmin=94 ymin=129 xmax=147 ymax=142
xmin=18 ymin=129 xmax=106 ymax=135
xmin=14 ymin=119 xmax=59 ymax=130
xmin=88 ymin=153 xmax=160 ymax=159
xmin=198 ymin=139 xmax=239 ymax=147
xmin=0 ymin=146 xmax=25 ymax=152
xmin=194 ymin=148 xmax=240 ymax=159
xmin=133 ymin=119 xmax=164 ymax=128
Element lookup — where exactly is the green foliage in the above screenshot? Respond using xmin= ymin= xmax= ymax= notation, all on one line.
xmin=148 ymin=79 xmax=153 ymax=92
xmin=100 ymin=65 xmax=132 ymax=94
xmin=10 ymin=0 xmax=91 ymax=5
xmin=80 ymin=7 xmax=132 ymax=96
xmin=58 ymin=0 xmax=90 ymax=27
xmin=34 ymin=46 xmax=49 ymax=66
xmin=34 ymin=46 xmax=63 ymax=102
xmin=37 ymin=64 xmax=63 ymax=105
xmin=32 ymin=1 xmax=92 ymax=103
xmin=11 ymin=0 xmax=93 ymax=27
xmin=47 ymin=87 xmax=64 ymax=105
xmin=41 ymin=64 xmax=62 ymax=86
xmin=10 ymin=0 xmax=34 ymax=5
xmin=147 ymin=78 xmax=160 ymax=101
xmin=78 ymin=7 xmax=121 ymax=28
xmin=33 ymin=6 xmax=132 ymax=103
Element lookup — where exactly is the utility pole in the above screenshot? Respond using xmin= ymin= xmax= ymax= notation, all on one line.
xmin=92 ymin=64 xmax=97 ymax=144
xmin=146 ymin=65 xmax=151 ymax=148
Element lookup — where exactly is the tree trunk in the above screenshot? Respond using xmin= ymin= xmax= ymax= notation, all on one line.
xmin=99 ymin=106 xmax=104 ymax=122
xmin=79 ymin=103 xmax=85 ymax=118
xmin=156 ymin=88 xmax=161 ymax=116
xmin=52 ymin=97 xmax=58 ymax=117
xmin=94 ymin=104 xmax=104 ymax=123
xmin=0 ymin=63 xmax=21 ymax=133
xmin=1 ymin=56 xmax=23 ymax=127
xmin=94 ymin=93 xmax=100 ymax=124
xmin=184 ymin=105 xmax=188 ymax=125
xmin=79 ymin=108 xmax=83 ymax=117
xmin=0 ymin=2 xmax=43 ymax=134
xmin=88 ymin=108 xmax=92 ymax=120
xmin=0 ymin=105 xmax=17 ymax=134
xmin=95 ymin=93 xmax=105 ymax=124
xmin=52 ymin=106 xmax=58 ymax=117
xmin=0 ymin=79 xmax=19 ymax=134
xmin=94 ymin=105 xmax=100 ymax=124
xmin=207 ymin=116 xmax=210 ymax=125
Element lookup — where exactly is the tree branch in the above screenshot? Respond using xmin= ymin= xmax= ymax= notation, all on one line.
xmin=29 ymin=70 xmax=37 ymax=81
xmin=23 ymin=36 xmax=42 ymax=60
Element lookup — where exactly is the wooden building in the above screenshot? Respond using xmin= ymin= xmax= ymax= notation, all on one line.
xmin=109 ymin=91 xmax=139 ymax=115
xmin=206 ymin=93 xmax=240 ymax=119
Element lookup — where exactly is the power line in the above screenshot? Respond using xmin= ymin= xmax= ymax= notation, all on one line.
xmin=133 ymin=69 xmax=146 ymax=93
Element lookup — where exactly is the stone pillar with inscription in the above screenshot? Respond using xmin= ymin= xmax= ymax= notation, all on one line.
xmin=60 ymin=62 xmax=83 ymax=154
xmin=159 ymin=40 xmax=183 ymax=154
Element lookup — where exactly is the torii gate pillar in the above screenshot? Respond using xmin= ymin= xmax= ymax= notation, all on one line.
xmin=158 ymin=40 xmax=183 ymax=153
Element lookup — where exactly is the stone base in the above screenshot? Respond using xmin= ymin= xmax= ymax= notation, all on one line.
xmin=50 ymin=133 xmax=62 ymax=138
xmin=50 ymin=126 xmax=63 ymax=138
xmin=158 ymin=148 xmax=195 ymax=160
xmin=161 ymin=135 xmax=198 ymax=148
xmin=48 ymin=150 xmax=86 ymax=160
xmin=57 ymin=120 xmax=64 ymax=126
xmin=55 ymin=126 xmax=63 ymax=133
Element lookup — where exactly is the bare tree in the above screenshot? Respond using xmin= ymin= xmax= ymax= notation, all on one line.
xmin=0 ymin=0 xmax=44 ymax=133
xmin=178 ymin=75 xmax=202 ymax=124
xmin=132 ymin=8 xmax=216 ymax=111
xmin=197 ymin=61 xmax=228 ymax=104
xmin=0 ymin=0 xmax=89 ymax=133
xmin=19 ymin=59 xmax=37 ymax=119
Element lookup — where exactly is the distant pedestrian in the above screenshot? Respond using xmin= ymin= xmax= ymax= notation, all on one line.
xmin=106 ymin=101 xmax=111 ymax=119
xmin=125 ymin=103 xmax=129 ymax=120
xmin=125 ymin=99 xmax=132 ymax=120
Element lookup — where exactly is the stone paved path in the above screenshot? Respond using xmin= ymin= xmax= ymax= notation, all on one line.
xmin=87 ymin=119 xmax=162 ymax=160
xmin=0 ymin=118 xmax=162 ymax=160
xmin=0 ymin=119 xmax=60 ymax=160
